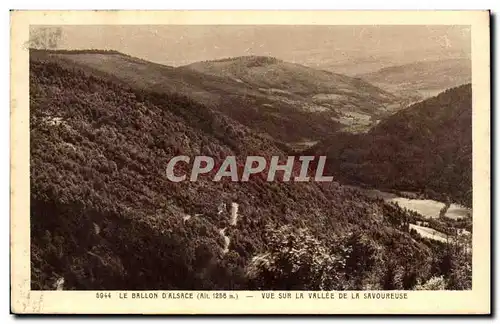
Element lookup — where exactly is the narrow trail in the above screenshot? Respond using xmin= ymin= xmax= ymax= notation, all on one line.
xmin=220 ymin=202 xmax=240 ymax=255
xmin=54 ymin=277 xmax=65 ymax=290
xmin=219 ymin=228 xmax=230 ymax=254
xmin=229 ymin=202 xmax=239 ymax=226
xmin=182 ymin=202 xmax=240 ymax=255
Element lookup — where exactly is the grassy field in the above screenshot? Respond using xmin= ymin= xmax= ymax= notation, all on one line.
xmin=409 ymin=224 xmax=448 ymax=243
xmin=387 ymin=197 xmax=445 ymax=219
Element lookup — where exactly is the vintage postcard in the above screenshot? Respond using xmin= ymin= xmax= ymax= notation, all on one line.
xmin=10 ymin=10 xmax=490 ymax=314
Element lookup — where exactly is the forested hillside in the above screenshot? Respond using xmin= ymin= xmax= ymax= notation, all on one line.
xmin=309 ymin=84 xmax=472 ymax=207
xmin=30 ymin=56 xmax=470 ymax=291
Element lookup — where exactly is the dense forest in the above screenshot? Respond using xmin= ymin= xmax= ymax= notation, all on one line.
xmin=30 ymin=55 xmax=471 ymax=291
xmin=308 ymin=84 xmax=472 ymax=207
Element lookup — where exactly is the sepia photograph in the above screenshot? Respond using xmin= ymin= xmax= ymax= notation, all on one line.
xmin=10 ymin=10 xmax=490 ymax=314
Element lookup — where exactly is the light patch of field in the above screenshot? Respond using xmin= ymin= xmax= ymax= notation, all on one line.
xmin=445 ymin=204 xmax=471 ymax=220
xmin=274 ymin=95 xmax=329 ymax=112
xmin=416 ymin=89 xmax=444 ymax=99
xmin=258 ymin=88 xmax=293 ymax=95
xmin=301 ymin=103 xmax=329 ymax=112
xmin=260 ymin=92 xmax=330 ymax=113
xmin=330 ymin=117 xmax=352 ymax=126
xmin=385 ymin=102 xmax=403 ymax=111
xmin=344 ymin=111 xmax=371 ymax=122
xmin=338 ymin=88 xmax=355 ymax=94
xmin=378 ymin=92 xmax=395 ymax=100
xmin=288 ymin=141 xmax=319 ymax=151
xmin=312 ymin=93 xmax=349 ymax=102
xmin=296 ymin=140 xmax=318 ymax=147
xmin=386 ymin=197 xmax=446 ymax=219
xmin=409 ymin=224 xmax=448 ymax=243
xmin=331 ymin=111 xmax=373 ymax=129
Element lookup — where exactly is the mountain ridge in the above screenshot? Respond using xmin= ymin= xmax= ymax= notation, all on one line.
xmin=31 ymin=49 xmax=403 ymax=144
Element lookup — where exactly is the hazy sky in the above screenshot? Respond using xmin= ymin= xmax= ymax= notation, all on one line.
xmin=32 ymin=25 xmax=471 ymax=74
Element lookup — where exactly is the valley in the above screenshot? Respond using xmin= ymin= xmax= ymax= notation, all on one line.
xmin=29 ymin=48 xmax=472 ymax=292
xmin=345 ymin=185 xmax=471 ymax=244
xmin=346 ymin=185 xmax=470 ymax=220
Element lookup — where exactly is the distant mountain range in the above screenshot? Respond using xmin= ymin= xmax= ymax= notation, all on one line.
xmin=30 ymin=50 xmax=401 ymax=148
xmin=358 ymin=58 xmax=471 ymax=103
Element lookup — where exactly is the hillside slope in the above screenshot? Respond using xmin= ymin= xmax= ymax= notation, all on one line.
xmin=31 ymin=50 xmax=340 ymax=144
xmin=30 ymin=50 xmax=403 ymax=146
xmin=183 ymin=56 xmax=402 ymax=133
xmin=359 ymin=59 xmax=471 ymax=103
xmin=309 ymin=84 xmax=472 ymax=207
xmin=184 ymin=56 xmax=393 ymax=102
xmin=30 ymin=56 xmax=449 ymax=291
